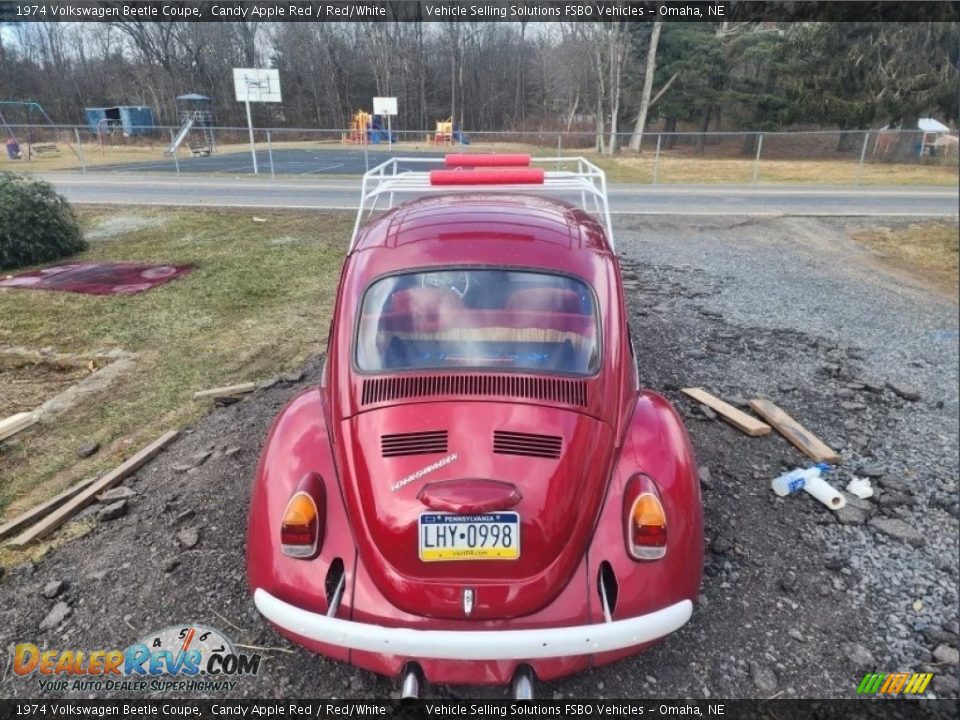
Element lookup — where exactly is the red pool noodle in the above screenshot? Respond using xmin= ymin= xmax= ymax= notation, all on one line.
xmin=444 ymin=154 xmax=532 ymax=167
xmin=429 ymin=168 xmax=545 ymax=185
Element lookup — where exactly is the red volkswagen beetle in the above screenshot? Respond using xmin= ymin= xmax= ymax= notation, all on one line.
xmin=246 ymin=155 xmax=703 ymax=698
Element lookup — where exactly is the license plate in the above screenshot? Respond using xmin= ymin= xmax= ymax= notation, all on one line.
xmin=418 ymin=512 xmax=520 ymax=561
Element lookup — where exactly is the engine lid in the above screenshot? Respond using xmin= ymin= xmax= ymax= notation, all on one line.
xmin=336 ymin=400 xmax=615 ymax=619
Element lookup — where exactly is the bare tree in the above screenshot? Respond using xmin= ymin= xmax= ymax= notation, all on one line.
xmin=443 ymin=21 xmax=461 ymax=126
xmin=605 ymin=22 xmax=630 ymax=153
xmin=563 ymin=22 xmax=608 ymax=153
xmin=233 ymin=20 xmax=260 ymax=67
xmin=1 ymin=19 xmax=953 ymax=143
xmin=514 ymin=20 xmax=527 ymax=124
xmin=628 ymin=21 xmax=662 ymax=152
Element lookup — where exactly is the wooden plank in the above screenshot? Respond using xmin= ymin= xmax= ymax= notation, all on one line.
xmin=8 ymin=430 xmax=179 ymax=547
xmin=193 ymin=382 xmax=256 ymax=400
xmin=0 ymin=412 xmax=38 ymax=442
xmin=681 ymin=388 xmax=771 ymax=437
xmin=748 ymin=398 xmax=841 ymax=464
xmin=0 ymin=476 xmax=99 ymax=541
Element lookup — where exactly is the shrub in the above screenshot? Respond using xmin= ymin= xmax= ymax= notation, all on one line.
xmin=0 ymin=173 xmax=86 ymax=271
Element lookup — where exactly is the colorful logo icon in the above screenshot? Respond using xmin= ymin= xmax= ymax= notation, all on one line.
xmin=857 ymin=672 xmax=934 ymax=695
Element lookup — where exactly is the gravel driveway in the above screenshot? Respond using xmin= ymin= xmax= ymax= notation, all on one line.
xmin=1 ymin=215 xmax=957 ymax=701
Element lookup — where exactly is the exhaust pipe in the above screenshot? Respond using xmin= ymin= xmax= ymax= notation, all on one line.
xmin=401 ymin=664 xmax=420 ymax=701
xmin=512 ymin=667 xmax=534 ymax=701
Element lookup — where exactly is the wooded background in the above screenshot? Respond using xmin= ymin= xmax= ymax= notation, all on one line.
xmin=1 ymin=21 xmax=956 ymax=151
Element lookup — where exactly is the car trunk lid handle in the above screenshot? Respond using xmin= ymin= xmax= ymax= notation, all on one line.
xmin=417 ymin=478 xmax=522 ymax=514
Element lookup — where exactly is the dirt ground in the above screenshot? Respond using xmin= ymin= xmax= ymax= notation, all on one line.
xmin=0 ymin=362 xmax=91 ymax=418
xmin=0 ymin=215 xmax=957 ymax=701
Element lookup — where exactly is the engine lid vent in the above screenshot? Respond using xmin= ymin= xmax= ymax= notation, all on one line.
xmin=381 ymin=430 xmax=448 ymax=458
xmin=493 ymin=430 xmax=562 ymax=459
xmin=362 ymin=375 xmax=587 ymax=407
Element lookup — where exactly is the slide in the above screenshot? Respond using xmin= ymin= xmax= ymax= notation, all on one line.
xmin=452 ymin=130 xmax=470 ymax=145
xmin=164 ymin=118 xmax=195 ymax=155
xmin=370 ymin=118 xmax=397 ymax=144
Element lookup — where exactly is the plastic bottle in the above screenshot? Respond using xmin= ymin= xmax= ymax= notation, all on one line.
xmin=772 ymin=463 xmax=830 ymax=496
xmin=771 ymin=468 xmax=806 ymax=497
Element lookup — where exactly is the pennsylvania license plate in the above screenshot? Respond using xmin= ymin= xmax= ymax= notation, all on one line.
xmin=418 ymin=512 xmax=520 ymax=561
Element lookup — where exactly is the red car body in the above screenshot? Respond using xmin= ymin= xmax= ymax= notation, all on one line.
xmin=247 ymin=182 xmax=703 ymax=690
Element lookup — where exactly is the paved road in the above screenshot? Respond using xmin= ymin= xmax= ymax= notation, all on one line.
xmin=42 ymin=173 xmax=959 ymax=217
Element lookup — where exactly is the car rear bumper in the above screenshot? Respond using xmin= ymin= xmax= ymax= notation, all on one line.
xmin=253 ymin=588 xmax=692 ymax=660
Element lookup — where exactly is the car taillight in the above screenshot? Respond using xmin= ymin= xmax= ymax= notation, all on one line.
xmin=624 ymin=474 xmax=667 ymax=561
xmin=281 ymin=490 xmax=322 ymax=558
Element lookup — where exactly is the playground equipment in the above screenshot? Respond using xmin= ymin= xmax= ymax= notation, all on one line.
xmin=344 ymin=110 xmax=397 ymax=145
xmin=85 ymin=106 xmax=154 ymax=137
xmin=86 ymin=106 xmax=155 ymax=155
xmin=165 ymin=94 xmax=215 ymax=156
xmin=0 ymin=100 xmax=81 ymax=160
xmin=370 ymin=116 xmax=396 ymax=144
xmin=429 ymin=117 xmax=470 ymax=145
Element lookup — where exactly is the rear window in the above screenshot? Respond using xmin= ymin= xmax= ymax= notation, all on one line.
xmin=356 ymin=269 xmax=599 ymax=375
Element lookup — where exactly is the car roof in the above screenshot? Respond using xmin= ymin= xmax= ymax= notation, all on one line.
xmin=351 ymin=194 xmax=613 ymax=277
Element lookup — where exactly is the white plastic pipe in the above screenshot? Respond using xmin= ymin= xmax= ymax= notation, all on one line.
xmin=802 ymin=474 xmax=846 ymax=510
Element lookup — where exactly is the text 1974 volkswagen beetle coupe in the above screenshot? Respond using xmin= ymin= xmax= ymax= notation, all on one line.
xmin=246 ymin=154 xmax=703 ymax=698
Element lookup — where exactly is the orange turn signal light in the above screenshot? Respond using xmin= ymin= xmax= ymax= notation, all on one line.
xmin=624 ymin=475 xmax=667 ymax=561
xmin=281 ymin=491 xmax=320 ymax=558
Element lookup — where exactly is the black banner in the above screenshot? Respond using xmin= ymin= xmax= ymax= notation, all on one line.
xmin=0 ymin=1 xmax=957 ymax=23
xmin=1 ymin=700 xmax=959 ymax=720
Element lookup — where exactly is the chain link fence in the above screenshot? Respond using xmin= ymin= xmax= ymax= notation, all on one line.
xmin=2 ymin=124 xmax=956 ymax=186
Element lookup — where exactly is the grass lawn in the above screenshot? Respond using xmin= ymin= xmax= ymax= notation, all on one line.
xmin=0 ymin=207 xmax=349 ymax=563
xmin=595 ymin=155 xmax=960 ymax=186
xmin=851 ymin=222 xmax=960 ymax=300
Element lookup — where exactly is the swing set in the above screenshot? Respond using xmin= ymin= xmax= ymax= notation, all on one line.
xmin=0 ymin=100 xmax=81 ymax=161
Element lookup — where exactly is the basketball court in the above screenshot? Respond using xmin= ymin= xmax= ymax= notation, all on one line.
xmin=88 ymin=147 xmax=449 ymax=176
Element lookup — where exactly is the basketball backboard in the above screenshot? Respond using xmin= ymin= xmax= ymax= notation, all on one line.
xmin=373 ymin=97 xmax=398 ymax=116
xmin=233 ymin=68 xmax=282 ymax=103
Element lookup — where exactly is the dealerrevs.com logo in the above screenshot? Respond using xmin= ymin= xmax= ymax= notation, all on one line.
xmin=14 ymin=624 xmax=261 ymax=693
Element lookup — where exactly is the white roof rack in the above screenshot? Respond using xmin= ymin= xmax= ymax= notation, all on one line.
xmin=350 ymin=155 xmax=615 ymax=253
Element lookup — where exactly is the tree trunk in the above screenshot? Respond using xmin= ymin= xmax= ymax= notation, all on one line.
xmin=565 ymin=90 xmax=580 ymax=132
xmin=607 ymin=24 xmax=630 ymax=154
xmin=836 ymin=122 xmax=853 ymax=151
xmin=417 ymin=22 xmax=426 ymax=131
xmin=594 ymin=42 xmax=606 ymax=154
xmin=696 ymin=107 xmax=712 ymax=153
xmin=664 ymin=116 xmax=677 ymax=148
xmin=449 ymin=23 xmax=459 ymax=130
xmin=236 ymin=21 xmax=259 ymax=67
xmin=608 ymin=58 xmax=621 ymax=154
xmin=595 ymin=95 xmax=605 ymax=153
xmin=514 ymin=21 xmax=526 ymax=124
xmin=458 ymin=41 xmax=465 ymax=132
xmin=628 ymin=21 xmax=663 ymax=152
